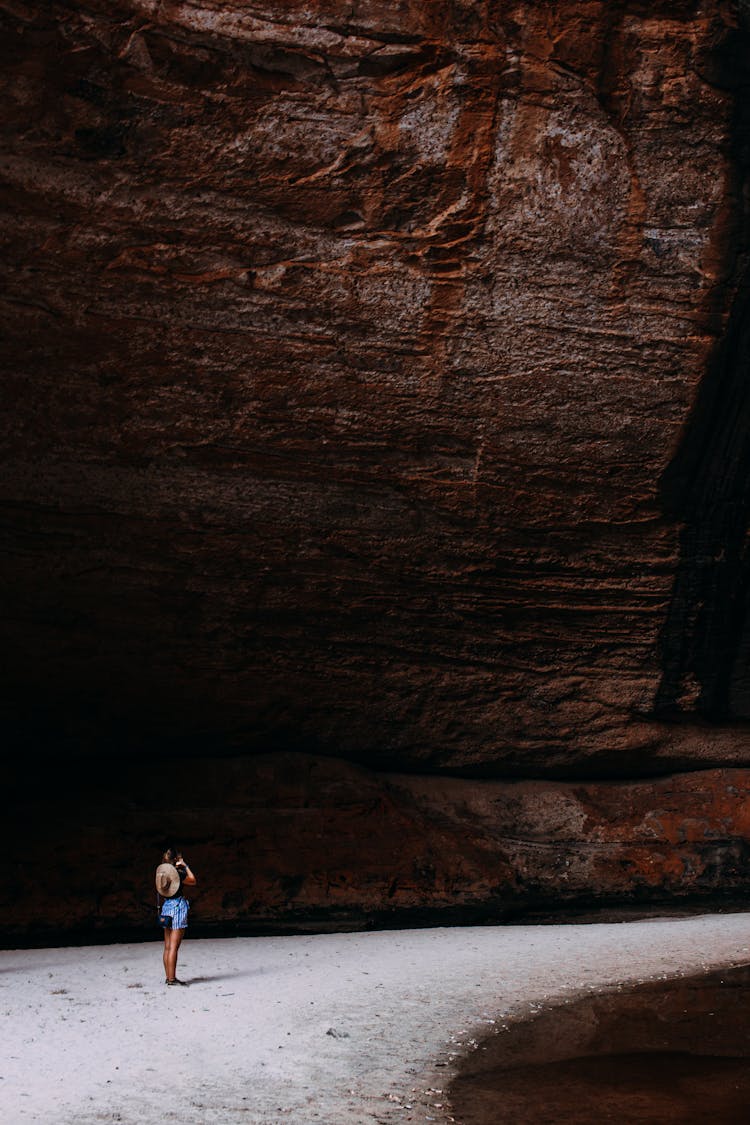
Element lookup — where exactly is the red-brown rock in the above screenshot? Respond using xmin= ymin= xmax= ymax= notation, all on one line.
xmin=6 ymin=754 xmax=750 ymax=942
xmin=2 ymin=1 xmax=749 ymax=773
xmin=2 ymin=2 xmax=750 ymax=939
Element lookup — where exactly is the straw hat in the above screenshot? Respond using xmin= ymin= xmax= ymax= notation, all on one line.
xmin=155 ymin=863 xmax=180 ymax=898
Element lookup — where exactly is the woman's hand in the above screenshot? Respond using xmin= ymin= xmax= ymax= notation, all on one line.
xmin=179 ymin=859 xmax=197 ymax=887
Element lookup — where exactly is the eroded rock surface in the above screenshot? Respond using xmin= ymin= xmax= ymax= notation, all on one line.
xmin=6 ymin=754 xmax=750 ymax=940
xmin=2 ymin=2 xmax=750 ymax=937
xmin=2 ymin=0 xmax=749 ymax=774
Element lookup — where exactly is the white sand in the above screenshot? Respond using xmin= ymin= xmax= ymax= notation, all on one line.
xmin=2 ymin=913 xmax=750 ymax=1124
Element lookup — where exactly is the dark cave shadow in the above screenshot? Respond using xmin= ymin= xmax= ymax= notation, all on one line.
xmin=655 ymin=18 xmax=750 ymax=722
xmin=656 ymin=271 xmax=750 ymax=720
xmin=184 ymin=970 xmax=267 ymax=984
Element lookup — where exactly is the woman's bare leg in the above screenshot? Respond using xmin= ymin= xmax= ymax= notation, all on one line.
xmin=165 ymin=928 xmax=185 ymax=982
xmin=163 ymin=929 xmax=171 ymax=980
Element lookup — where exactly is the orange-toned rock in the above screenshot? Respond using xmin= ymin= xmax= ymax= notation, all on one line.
xmin=2 ymin=3 xmax=750 ymax=938
xmin=2 ymin=1 xmax=749 ymax=773
xmin=5 ymin=754 xmax=750 ymax=942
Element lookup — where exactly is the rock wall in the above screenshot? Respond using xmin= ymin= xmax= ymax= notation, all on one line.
xmin=6 ymin=754 xmax=750 ymax=942
xmin=2 ymin=1 xmax=750 ymax=938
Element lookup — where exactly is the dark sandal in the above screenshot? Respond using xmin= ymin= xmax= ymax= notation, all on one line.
xmin=165 ymin=978 xmax=188 ymax=986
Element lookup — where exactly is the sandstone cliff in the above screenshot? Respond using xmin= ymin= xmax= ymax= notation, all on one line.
xmin=2 ymin=0 xmax=750 ymax=938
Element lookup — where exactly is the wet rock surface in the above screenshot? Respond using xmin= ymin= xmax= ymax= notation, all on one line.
xmin=450 ymin=965 xmax=750 ymax=1124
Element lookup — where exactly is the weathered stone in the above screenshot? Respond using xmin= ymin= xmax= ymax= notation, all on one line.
xmin=5 ymin=754 xmax=750 ymax=941
xmin=2 ymin=2 xmax=750 ymax=938
xmin=2 ymin=1 xmax=749 ymax=774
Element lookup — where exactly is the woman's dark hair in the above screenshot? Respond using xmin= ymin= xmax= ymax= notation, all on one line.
xmin=162 ymin=845 xmax=179 ymax=864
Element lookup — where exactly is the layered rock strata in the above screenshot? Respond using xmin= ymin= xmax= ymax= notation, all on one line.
xmin=5 ymin=753 xmax=750 ymax=942
xmin=2 ymin=0 xmax=749 ymax=775
xmin=2 ymin=2 xmax=750 ymax=938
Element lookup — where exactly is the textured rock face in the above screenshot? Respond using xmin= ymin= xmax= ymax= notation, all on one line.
xmin=2 ymin=2 xmax=750 ymax=938
xmin=2 ymin=0 xmax=749 ymax=773
xmin=6 ymin=754 xmax=750 ymax=941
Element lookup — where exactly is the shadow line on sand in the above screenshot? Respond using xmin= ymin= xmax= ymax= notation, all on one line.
xmin=184 ymin=970 xmax=266 ymax=984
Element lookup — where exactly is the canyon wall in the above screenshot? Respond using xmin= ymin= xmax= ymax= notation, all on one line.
xmin=2 ymin=0 xmax=750 ymax=938
xmin=6 ymin=754 xmax=750 ymax=942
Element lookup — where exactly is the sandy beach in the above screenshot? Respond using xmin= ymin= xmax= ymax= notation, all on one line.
xmin=2 ymin=914 xmax=750 ymax=1125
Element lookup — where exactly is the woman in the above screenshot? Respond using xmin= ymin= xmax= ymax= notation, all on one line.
xmin=155 ymin=846 xmax=197 ymax=986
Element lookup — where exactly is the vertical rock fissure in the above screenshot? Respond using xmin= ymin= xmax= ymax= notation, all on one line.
xmin=657 ymin=276 xmax=750 ymax=718
xmin=656 ymin=15 xmax=750 ymax=719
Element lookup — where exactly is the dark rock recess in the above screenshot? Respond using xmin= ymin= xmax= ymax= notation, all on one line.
xmin=6 ymin=754 xmax=750 ymax=942
xmin=2 ymin=0 xmax=750 ymax=938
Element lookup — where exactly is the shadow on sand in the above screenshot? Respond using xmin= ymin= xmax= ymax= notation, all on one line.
xmin=183 ymin=970 xmax=266 ymax=985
